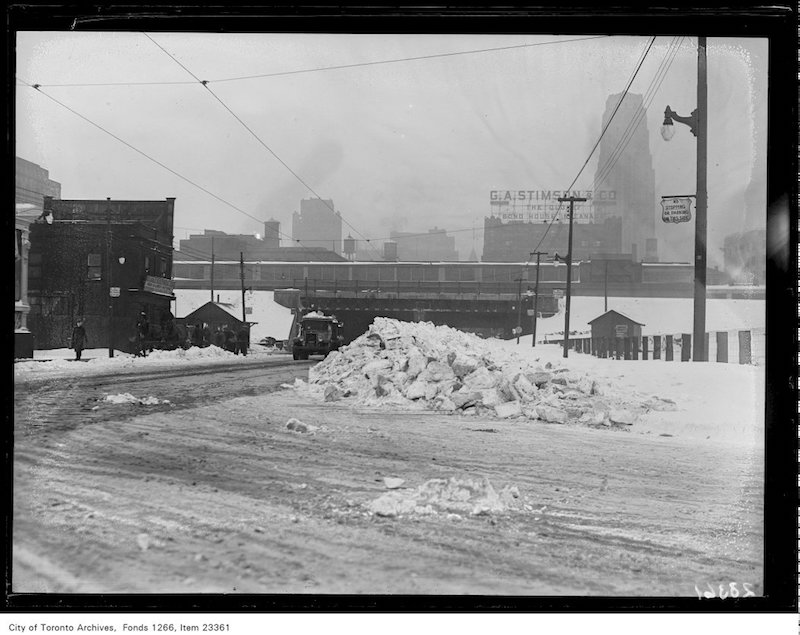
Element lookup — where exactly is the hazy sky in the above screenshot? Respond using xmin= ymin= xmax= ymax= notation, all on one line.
xmin=16 ymin=32 xmax=767 ymax=264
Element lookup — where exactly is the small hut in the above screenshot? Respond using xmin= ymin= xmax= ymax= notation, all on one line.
xmin=587 ymin=309 xmax=644 ymax=341
xmin=180 ymin=301 xmax=255 ymax=350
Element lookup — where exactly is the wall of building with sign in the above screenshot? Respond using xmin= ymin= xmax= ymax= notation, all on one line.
xmin=28 ymin=197 xmax=175 ymax=352
xmin=481 ymin=215 xmax=622 ymax=262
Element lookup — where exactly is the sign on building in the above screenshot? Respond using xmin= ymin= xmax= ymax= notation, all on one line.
xmin=553 ymin=289 xmax=564 ymax=298
xmin=143 ymin=275 xmax=175 ymax=296
xmin=660 ymin=196 xmax=693 ymax=224
xmin=614 ymin=324 xmax=628 ymax=338
xmin=489 ymin=189 xmax=613 ymax=224
xmin=109 ymin=286 xmax=121 ymax=297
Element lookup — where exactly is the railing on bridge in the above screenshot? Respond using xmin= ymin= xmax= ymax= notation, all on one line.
xmin=290 ymin=278 xmax=561 ymax=305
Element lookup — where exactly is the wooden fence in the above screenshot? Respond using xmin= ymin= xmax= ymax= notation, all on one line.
xmin=544 ymin=327 xmax=765 ymax=365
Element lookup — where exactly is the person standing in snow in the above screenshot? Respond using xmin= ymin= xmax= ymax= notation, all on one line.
xmin=191 ymin=322 xmax=204 ymax=348
xmin=135 ymin=312 xmax=149 ymax=357
xmin=70 ymin=319 xmax=88 ymax=360
xmin=235 ymin=325 xmax=249 ymax=356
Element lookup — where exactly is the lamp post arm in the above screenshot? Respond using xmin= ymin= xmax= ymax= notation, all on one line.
xmin=665 ymin=105 xmax=698 ymax=137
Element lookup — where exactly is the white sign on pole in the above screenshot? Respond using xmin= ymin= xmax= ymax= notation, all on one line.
xmin=660 ymin=196 xmax=693 ymax=223
xmin=109 ymin=286 xmax=121 ymax=297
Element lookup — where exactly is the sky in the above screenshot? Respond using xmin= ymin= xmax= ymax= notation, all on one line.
xmin=15 ymin=32 xmax=767 ymax=265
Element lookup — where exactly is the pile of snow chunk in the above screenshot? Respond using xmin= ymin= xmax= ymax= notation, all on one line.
xmin=301 ymin=318 xmax=632 ymax=424
xmin=367 ymin=476 xmax=520 ymax=517
xmin=104 ymin=393 xmax=170 ymax=405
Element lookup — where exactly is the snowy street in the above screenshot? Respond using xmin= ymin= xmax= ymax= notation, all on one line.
xmin=13 ymin=321 xmax=764 ymax=595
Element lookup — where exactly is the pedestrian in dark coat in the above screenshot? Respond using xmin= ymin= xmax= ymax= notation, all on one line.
xmin=235 ymin=326 xmax=249 ymax=356
xmin=191 ymin=322 xmax=204 ymax=347
xmin=136 ymin=312 xmax=149 ymax=357
xmin=224 ymin=327 xmax=237 ymax=353
xmin=213 ymin=328 xmax=226 ymax=349
xmin=70 ymin=319 xmax=87 ymax=360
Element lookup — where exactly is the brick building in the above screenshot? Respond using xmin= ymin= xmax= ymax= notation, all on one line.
xmin=389 ymin=227 xmax=459 ymax=261
xmin=28 ymin=197 xmax=176 ymax=353
xmin=481 ymin=215 xmax=622 ymax=262
xmin=176 ymin=228 xmax=345 ymax=262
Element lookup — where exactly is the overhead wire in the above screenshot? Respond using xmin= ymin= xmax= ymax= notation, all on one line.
xmin=144 ymin=33 xmax=386 ymax=261
xmin=590 ymin=37 xmax=685 ymax=194
xmin=525 ymin=36 xmax=657 ymax=261
xmin=22 ymin=34 xmax=661 ymax=274
xmin=33 ymin=35 xmax=611 ymax=87
xmin=21 ymin=80 xmax=335 ymax=262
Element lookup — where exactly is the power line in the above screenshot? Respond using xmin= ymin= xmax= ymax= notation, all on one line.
xmin=527 ymin=36 xmax=657 ymax=257
xmin=23 ymin=81 xmax=336 ymax=262
xmin=212 ymin=35 xmax=612 ymax=82
xmin=591 ymin=37 xmax=684 ymax=193
xmin=145 ymin=33 xmax=385 ymax=261
xmin=33 ymin=35 xmax=611 ymax=87
xmin=594 ymin=37 xmax=681 ymax=186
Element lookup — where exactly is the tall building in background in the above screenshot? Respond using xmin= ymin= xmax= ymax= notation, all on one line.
xmin=292 ymin=198 xmax=343 ymax=254
xmin=263 ymin=218 xmax=281 ymax=248
xmin=592 ymin=92 xmax=657 ymax=262
xmin=15 ymin=157 xmax=61 ymax=206
xmin=390 ymin=227 xmax=459 ymax=261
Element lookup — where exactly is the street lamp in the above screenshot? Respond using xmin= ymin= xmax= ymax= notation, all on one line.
xmin=661 ymin=36 xmax=707 ymax=362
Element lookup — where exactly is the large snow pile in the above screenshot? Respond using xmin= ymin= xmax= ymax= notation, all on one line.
xmin=299 ymin=318 xmax=653 ymax=425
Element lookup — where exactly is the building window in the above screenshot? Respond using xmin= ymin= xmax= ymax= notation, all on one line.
xmin=29 ymin=252 xmax=42 ymax=280
xmin=87 ymin=253 xmax=102 ymax=280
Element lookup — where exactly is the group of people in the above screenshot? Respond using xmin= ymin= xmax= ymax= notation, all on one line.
xmin=190 ymin=322 xmax=249 ymax=356
xmin=68 ymin=312 xmax=250 ymax=360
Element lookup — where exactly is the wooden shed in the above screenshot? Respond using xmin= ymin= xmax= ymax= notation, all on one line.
xmin=587 ymin=309 xmax=644 ymax=341
xmin=180 ymin=301 xmax=255 ymax=348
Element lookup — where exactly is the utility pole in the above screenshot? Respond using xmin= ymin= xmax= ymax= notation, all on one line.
xmin=239 ymin=252 xmax=246 ymax=323
xmin=557 ymin=195 xmax=587 ymax=358
xmin=515 ymin=275 xmax=524 ymax=344
xmin=530 ymin=251 xmax=547 ymax=347
xmin=106 ymin=199 xmax=114 ymax=358
xmin=694 ymin=36 xmax=708 ymax=362
xmin=210 ymin=236 xmax=215 ymax=303
xmin=604 ymin=259 xmax=609 ymax=313
xmin=660 ymin=37 xmax=708 ymax=361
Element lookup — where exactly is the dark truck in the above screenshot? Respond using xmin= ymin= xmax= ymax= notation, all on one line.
xmin=292 ymin=314 xmax=344 ymax=360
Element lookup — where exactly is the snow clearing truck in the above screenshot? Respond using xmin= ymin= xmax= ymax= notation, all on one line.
xmin=292 ymin=313 xmax=344 ymax=360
